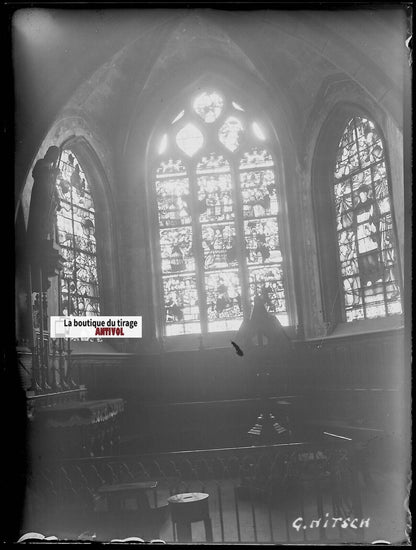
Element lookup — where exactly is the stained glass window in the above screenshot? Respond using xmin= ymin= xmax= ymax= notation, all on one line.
xmin=176 ymin=124 xmax=204 ymax=157
xmin=153 ymin=89 xmax=289 ymax=335
xmin=56 ymin=150 xmax=100 ymax=316
xmin=239 ymin=147 xmax=287 ymax=325
xmin=194 ymin=92 xmax=224 ymax=123
xmin=333 ymin=117 xmax=402 ymax=321
xmin=218 ymin=117 xmax=244 ymax=152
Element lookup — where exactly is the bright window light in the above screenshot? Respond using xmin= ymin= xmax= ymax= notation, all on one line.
xmin=252 ymin=122 xmax=266 ymax=140
xmin=158 ymin=134 xmax=168 ymax=155
xmin=172 ymin=110 xmax=185 ymax=124
xmin=176 ymin=123 xmax=204 ymax=157
xmin=232 ymin=101 xmax=245 ymax=112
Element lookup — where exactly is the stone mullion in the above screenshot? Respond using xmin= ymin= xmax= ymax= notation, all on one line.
xmin=187 ymin=159 xmax=208 ymax=334
xmin=231 ymin=160 xmax=251 ymax=318
xmin=351 ymin=118 xmax=368 ymax=319
xmin=149 ymin=167 xmax=166 ymax=339
xmin=370 ymin=162 xmax=390 ymax=316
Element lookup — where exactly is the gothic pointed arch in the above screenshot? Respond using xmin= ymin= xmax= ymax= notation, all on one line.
xmin=19 ymin=117 xmax=121 ymax=322
xmin=145 ymin=77 xmax=296 ymax=337
xmin=312 ymin=103 xmax=403 ymax=327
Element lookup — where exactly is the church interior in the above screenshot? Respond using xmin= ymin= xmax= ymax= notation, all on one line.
xmin=8 ymin=6 xmax=411 ymax=545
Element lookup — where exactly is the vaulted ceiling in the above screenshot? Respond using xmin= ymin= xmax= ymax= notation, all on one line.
xmin=13 ymin=8 xmax=408 ymax=204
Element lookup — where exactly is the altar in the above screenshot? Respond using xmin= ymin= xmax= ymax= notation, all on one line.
xmin=27 ymin=389 xmax=124 ymax=458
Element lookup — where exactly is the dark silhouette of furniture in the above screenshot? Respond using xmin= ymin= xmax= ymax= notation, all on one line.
xmin=167 ymin=492 xmax=213 ymax=543
xmin=236 ymin=297 xmax=293 ymax=443
xmin=98 ymin=481 xmax=157 ymax=513
xmin=96 ymin=481 xmax=162 ymax=540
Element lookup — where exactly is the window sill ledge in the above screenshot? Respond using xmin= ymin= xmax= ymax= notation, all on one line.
xmin=160 ymin=325 xmax=297 ymax=353
xmin=302 ymin=315 xmax=404 ymax=344
xmin=160 ymin=332 xmax=237 ymax=353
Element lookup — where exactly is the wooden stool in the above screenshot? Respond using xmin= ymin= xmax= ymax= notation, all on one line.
xmin=167 ymin=492 xmax=213 ymax=543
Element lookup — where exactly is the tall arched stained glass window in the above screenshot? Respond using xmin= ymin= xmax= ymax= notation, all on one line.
xmin=333 ymin=116 xmax=402 ymax=321
xmin=153 ymin=90 xmax=288 ymax=336
xmin=56 ymin=150 xmax=100 ymax=316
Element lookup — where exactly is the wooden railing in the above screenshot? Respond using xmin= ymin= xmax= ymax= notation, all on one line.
xmin=24 ymin=442 xmax=367 ymax=543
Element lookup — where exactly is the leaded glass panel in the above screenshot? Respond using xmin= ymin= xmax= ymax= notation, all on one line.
xmin=56 ymin=150 xmax=100 ymax=317
xmin=76 ymin=252 xmax=98 ymax=283
xmin=201 ymin=223 xmax=237 ymax=270
xmin=244 ymin=218 xmax=281 ymax=264
xmin=160 ymin=227 xmax=194 ymax=274
xmin=205 ymin=270 xmax=243 ymax=331
xmin=193 ymin=92 xmax=224 ymax=123
xmin=163 ymin=274 xmax=200 ymax=335
xmin=61 ymin=282 xmax=100 ymax=317
xmin=248 ymin=265 xmax=287 ymax=324
xmin=197 ymin=156 xmax=233 ymax=223
xmin=156 ymin=166 xmax=191 ymax=228
xmin=176 ymin=123 xmax=204 ymax=157
xmin=218 ymin=116 xmax=244 ymax=152
xmin=153 ymin=90 xmax=289 ymax=335
xmin=240 ymin=148 xmax=274 ymax=170
xmin=333 ymin=116 xmax=402 ymax=321
xmin=156 ymin=159 xmax=199 ymax=334
xmin=240 ymin=168 xmax=278 ymax=219
xmin=156 ymin=159 xmax=188 ymax=177
xmin=197 ymin=153 xmax=230 ymax=174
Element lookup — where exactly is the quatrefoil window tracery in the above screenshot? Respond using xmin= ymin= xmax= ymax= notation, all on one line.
xmin=159 ymin=91 xmax=267 ymax=158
